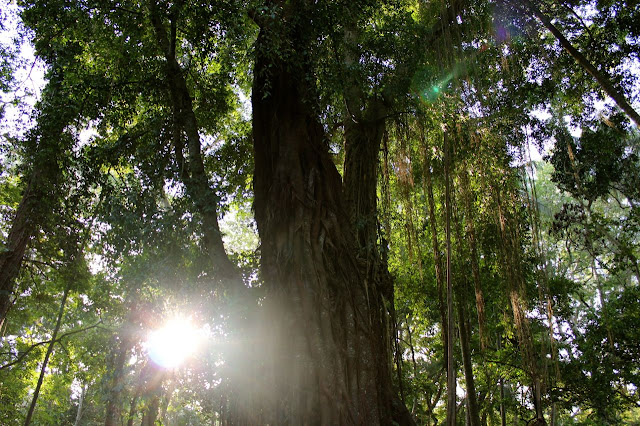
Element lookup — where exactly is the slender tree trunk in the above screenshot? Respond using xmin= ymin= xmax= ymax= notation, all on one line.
xmin=104 ymin=303 xmax=140 ymax=426
xmin=406 ymin=318 xmax=419 ymax=414
xmin=126 ymin=391 xmax=139 ymax=426
xmin=522 ymin=143 xmax=562 ymax=423
xmin=125 ymin=367 xmax=147 ymax=426
xmin=140 ymin=395 xmax=161 ymax=426
xmin=499 ymin=377 xmax=507 ymax=426
xmin=103 ymin=343 xmax=131 ymax=425
xmin=160 ymin=377 xmax=175 ymax=423
xmin=451 ymin=157 xmax=481 ymax=426
xmin=0 ymin=47 xmax=104 ymax=327
xmin=24 ymin=283 xmax=70 ymax=426
xmin=494 ymin=188 xmax=546 ymax=425
xmin=496 ymin=334 xmax=508 ymax=426
xmin=395 ymin=316 xmax=407 ymax=406
xmin=140 ymin=363 xmax=165 ymax=426
xmin=146 ymin=5 xmax=254 ymax=420
xmin=423 ymin=140 xmax=448 ymax=365
xmin=460 ymin=167 xmax=488 ymax=351
xmin=512 ymin=0 xmax=640 ymax=127
xmin=426 ymin=370 xmax=445 ymax=426
xmin=457 ymin=300 xmax=481 ymax=426
xmin=73 ymin=383 xmax=87 ymax=426
xmin=444 ymin=131 xmax=456 ymax=426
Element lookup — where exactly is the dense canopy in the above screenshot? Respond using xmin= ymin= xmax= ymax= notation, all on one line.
xmin=0 ymin=0 xmax=639 ymax=424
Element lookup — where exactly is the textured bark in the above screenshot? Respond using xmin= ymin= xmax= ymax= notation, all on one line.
xmin=0 ymin=76 xmax=71 ymax=326
xmin=343 ymin=99 xmax=414 ymax=426
xmin=342 ymin=21 xmax=414 ymax=423
xmin=0 ymin=173 xmax=42 ymax=326
xmin=343 ymin=104 xmax=386 ymax=257
xmin=250 ymin=7 xmax=406 ymax=422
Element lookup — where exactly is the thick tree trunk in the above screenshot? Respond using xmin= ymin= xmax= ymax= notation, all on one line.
xmin=342 ymin=19 xmax=415 ymax=420
xmin=0 ymin=73 xmax=72 ymax=327
xmin=0 ymin=173 xmax=42 ymax=326
xmin=343 ymin=104 xmax=386 ymax=257
xmin=250 ymin=9 xmax=408 ymax=422
xmin=343 ymin=101 xmax=414 ymax=425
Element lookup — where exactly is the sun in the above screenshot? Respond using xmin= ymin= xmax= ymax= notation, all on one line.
xmin=145 ymin=316 xmax=204 ymax=369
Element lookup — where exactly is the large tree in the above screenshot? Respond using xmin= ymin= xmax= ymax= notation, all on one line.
xmin=247 ymin=1 xmax=412 ymax=422
xmin=2 ymin=0 xmax=640 ymax=424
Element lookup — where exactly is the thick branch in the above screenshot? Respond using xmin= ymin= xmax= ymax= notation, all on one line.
xmin=146 ymin=1 xmax=240 ymax=284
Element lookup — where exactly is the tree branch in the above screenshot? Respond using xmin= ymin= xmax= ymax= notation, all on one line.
xmin=0 ymin=320 xmax=103 ymax=371
xmin=507 ymin=0 xmax=640 ymax=127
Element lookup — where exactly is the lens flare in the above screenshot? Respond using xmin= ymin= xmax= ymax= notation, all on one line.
xmin=145 ymin=316 xmax=203 ymax=369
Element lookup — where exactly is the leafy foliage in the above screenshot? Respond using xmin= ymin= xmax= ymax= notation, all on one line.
xmin=0 ymin=0 xmax=639 ymax=424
